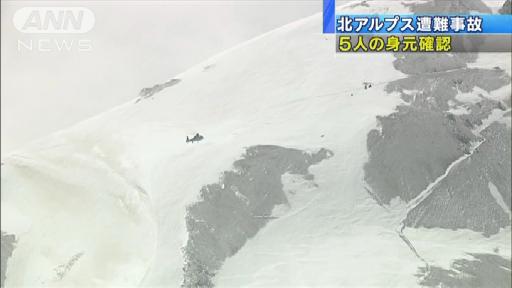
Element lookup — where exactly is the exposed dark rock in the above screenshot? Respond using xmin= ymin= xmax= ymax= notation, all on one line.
xmin=138 ymin=78 xmax=181 ymax=99
xmin=417 ymin=253 xmax=511 ymax=287
xmin=405 ymin=123 xmax=511 ymax=236
xmin=364 ymin=0 xmax=511 ymax=236
xmin=1 ymin=232 xmax=16 ymax=288
xmin=182 ymin=145 xmax=332 ymax=287
xmin=499 ymin=0 xmax=511 ymax=14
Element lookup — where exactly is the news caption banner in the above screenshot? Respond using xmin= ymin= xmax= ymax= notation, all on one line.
xmin=322 ymin=0 xmax=512 ymax=53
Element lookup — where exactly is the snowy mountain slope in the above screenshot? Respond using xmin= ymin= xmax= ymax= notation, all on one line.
xmin=500 ymin=0 xmax=511 ymax=13
xmin=1 ymin=0 xmax=511 ymax=287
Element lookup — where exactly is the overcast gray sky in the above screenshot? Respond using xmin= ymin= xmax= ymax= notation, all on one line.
xmin=1 ymin=0 xmax=320 ymax=155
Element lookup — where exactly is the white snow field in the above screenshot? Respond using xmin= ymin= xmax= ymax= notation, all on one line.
xmin=1 ymin=0 xmax=511 ymax=287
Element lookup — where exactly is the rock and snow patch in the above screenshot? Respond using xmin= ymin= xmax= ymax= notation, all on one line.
xmin=488 ymin=182 xmax=512 ymax=220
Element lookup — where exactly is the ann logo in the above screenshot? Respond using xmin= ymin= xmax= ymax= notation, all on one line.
xmin=13 ymin=7 xmax=95 ymax=34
